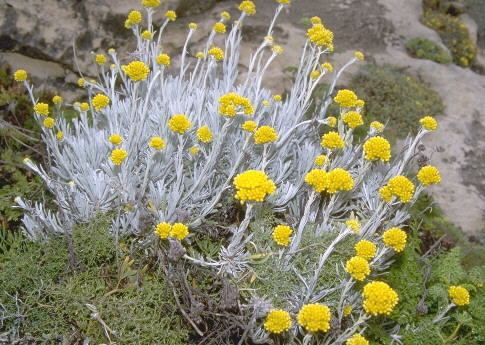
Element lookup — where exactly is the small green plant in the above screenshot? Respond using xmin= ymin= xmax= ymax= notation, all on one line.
xmin=406 ymin=37 xmax=452 ymax=64
xmin=351 ymin=64 xmax=444 ymax=139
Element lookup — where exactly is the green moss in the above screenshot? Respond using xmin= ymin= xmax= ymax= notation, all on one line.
xmin=406 ymin=37 xmax=452 ymax=64
xmin=351 ymin=64 xmax=444 ymax=139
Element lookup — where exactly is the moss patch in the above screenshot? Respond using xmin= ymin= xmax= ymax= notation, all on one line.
xmin=406 ymin=37 xmax=452 ymax=64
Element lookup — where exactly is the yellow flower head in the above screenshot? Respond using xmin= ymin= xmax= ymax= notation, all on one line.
xmin=208 ymin=46 xmax=225 ymax=61
xmin=307 ymin=24 xmax=334 ymax=49
xmin=141 ymin=30 xmax=153 ymax=40
xmin=142 ymin=0 xmax=160 ymax=8
xmin=188 ymin=22 xmax=198 ymax=30
xmin=419 ymin=116 xmax=438 ymax=131
xmin=264 ymin=309 xmax=292 ymax=334
xmin=128 ymin=10 xmax=142 ymax=24
xmin=345 ymin=256 xmax=371 ymax=281
xmin=95 ymin=54 xmax=107 ymax=65
xmin=326 ymin=116 xmax=337 ymax=128
xmin=125 ymin=19 xmax=133 ymax=29
xmin=326 ymin=168 xmax=354 ymax=193
xmin=34 ymin=103 xmax=49 ymax=116
xmin=149 ymin=136 xmax=166 ymax=150
xmin=346 ymin=219 xmax=361 ymax=233
xmin=343 ymin=305 xmax=353 ymax=317
xmin=196 ymin=125 xmax=213 ymax=143
xmin=310 ymin=16 xmax=322 ymax=25
xmin=254 ymin=125 xmax=278 ymax=144
xmin=56 ymin=131 xmax=64 ymax=141
xmin=276 ymin=0 xmax=291 ymax=4
xmin=154 ymin=222 xmax=171 ymax=239
xmin=363 ymin=136 xmax=391 ymax=162
xmin=213 ymin=22 xmax=226 ymax=34
xmin=168 ymin=114 xmax=192 ymax=134
xmin=110 ymin=148 xmax=128 ymax=165
xmin=379 ymin=175 xmax=415 ymax=203
xmin=170 ymin=223 xmax=189 ymax=240
xmin=342 ymin=111 xmax=364 ymax=129
xmin=321 ymin=62 xmax=333 ymax=72
xmin=273 ymin=94 xmax=282 ymax=102
xmin=122 ymin=60 xmax=150 ymax=81
xmin=218 ymin=92 xmax=254 ymax=117
xmin=78 ymin=78 xmax=86 ymax=87
xmin=80 ymin=102 xmax=89 ymax=112
xmin=370 ymin=121 xmax=384 ymax=133
xmin=92 ymin=93 xmax=110 ymax=111
xmin=196 ymin=52 xmax=205 ymax=59
xmin=272 ymin=225 xmax=293 ymax=246
xmin=14 ymin=69 xmax=28 ymax=82
xmin=189 ymin=146 xmax=200 ymax=155
xmin=52 ymin=95 xmax=63 ymax=105
xmin=314 ymin=154 xmax=327 ymax=166
xmin=417 ymin=165 xmax=441 ymax=186
xmin=382 ymin=227 xmax=407 ymax=252
xmin=233 ymin=170 xmax=276 ymax=203
xmin=165 ymin=10 xmax=177 ymax=21
xmin=355 ymin=240 xmax=377 ymax=260
xmin=448 ymin=286 xmax=470 ymax=306
xmin=242 ymin=120 xmax=258 ymax=132
xmin=156 ymin=53 xmax=171 ymax=66
xmin=334 ymin=89 xmax=358 ymax=107
xmin=321 ymin=131 xmax=345 ymax=150
xmin=272 ymin=45 xmax=284 ymax=55
xmin=346 ymin=334 xmax=369 ymax=345
xmin=354 ymin=51 xmax=365 ymax=61
xmin=109 ymin=134 xmax=123 ymax=145
xmin=362 ymin=281 xmax=399 ymax=316
xmin=297 ymin=304 xmax=331 ymax=333
xmin=305 ymin=169 xmax=328 ymax=193
xmin=43 ymin=117 xmax=55 ymax=129
xmin=221 ymin=11 xmax=231 ymax=20
xmin=238 ymin=0 xmax=256 ymax=15
xmin=356 ymin=99 xmax=365 ymax=108
xmin=310 ymin=70 xmax=321 ymax=80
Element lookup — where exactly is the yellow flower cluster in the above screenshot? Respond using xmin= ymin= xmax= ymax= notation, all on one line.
xmin=221 ymin=11 xmax=231 ymax=20
xmin=52 ymin=95 xmax=63 ymax=105
xmin=379 ymin=176 xmax=415 ymax=203
xmin=110 ymin=148 xmax=128 ymax=165
xmin=382 ymin=227 xmax=407 ymax=252
xmin=346 ymin=219 xmax=361 ymax=233
xmin=448 ymin=285 xmax=470 ymax=306
xmin=273 ymin=95 xmax=282 ymax=102
xmin=165 ymin=10 xmax=177 ymax=21
xmin=239 ymin=0 xmax=256 ymax=15
xmin=355 ymin=240 xmax=376 ymax=260
xmin=188 ymin=22 xmax=198 ymax=30
xmin=334 ymin=89 xmax=359 ymax=108
xmin=297 ymin=304 xmax=331 ymax=333
xmin=276 ymin=0 xmax=291 ymax=4
xmin=272 ymin=225 xmax=293 ymax=246
xmin=370 ymin=121 xmax=384 ymax=132
xmin=343 ymin=305 xmax=353 ymax=317
xmin=305 ymin=169 xmax=327 ymax=192
xmin=346 ymin=334 xmax=369 ymax=345
xmin=56 ymin=131 xmax=64 ymax=141
xmin=213 ymin=22 xmax=226 ymax=34
xmin=254 ymin=125 xmax=278 ymax=144
xmin=345 ymin=256 xmax=371 ymax=281
xmin=168 ymin=114 xmax=192 ymax=134
xmin=419 ymin=116 xmax=438 ymax=131
xmin=363 ymin=136 xmax=391 ymax=162
xmin=208 ymin=46 xmax=225 ymax=61
xmin=322 ymin=62 xmax=333 ymax=72
xmin=14 ymin=69 xmax=28 ymax=82
xmin=95 ymin=54 xmax=107 ymax=65
xmin=362 ymin=281 xmax=399 ymax=316
xmin=149 ymin=136 xmax=166 ymax=150
xmin=326 ymin=168 xmax=354 ymax=193
xmin=196 ymin=126 xmax=213 ymax=143
xmin=354 ymin=51 xmax=365 ymax=61
xmin=156 ymin=53 xmax=171 ymax=66
xmin=80 ymin=102 xmax=89 ymax=112
xmin=78 ymin=78 xmax=86 ymax=87
xmin=321 ymin=131 xmax=345 ymax=150
xmin=342 ymin=111 xmax=363 ymax=129
xmin=122 ymin=60 xmax=150 ymax=81
xmin=189 ymin=146 xmax=200 ymax=155
xmin=92 ymin=93 xmax=110 ymax=111
xmin=34 ymin=103 xmax=49 ymax=116
xmin=141 ymin=30 xmax=154 ymax=40
xmin=233 ymin=170 xmax=276 ymax=203
xmin=264 ymin=309 xmax=292 ymax=334
xmin=154 ymin=222 xmax=189 ymax=240
xmin=417 ymin=165 xmax=441 ymax=186
xmin=43 ymin=117 xmax=55 ymax=129
xmin=142 ymin=0 xmax=160 ymax=7
xmin=242 ymin=120 xmax=258 ymax=132
xmin=310 ymin=70 xmax=321 ymax=80
xmin=109 ymin=134 xmax=123 ymax=145
xmin=326 ymin=116 xmax=337 ymax=128
xmin=306 ymin=23 xmax=334 ymax=49
xmin=127 ymin=10 xmax=142 ymax=25
xmin=314 ymin=154 xmax=327 ymax=166
xmin=218 ymin=92 xmax=254 ymax=117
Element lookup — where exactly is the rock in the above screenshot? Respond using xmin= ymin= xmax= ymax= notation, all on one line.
xmin=176 ymin=0 xmax=226 ymax=17
xmin=459 ymin=13 xmax=478 ymax=46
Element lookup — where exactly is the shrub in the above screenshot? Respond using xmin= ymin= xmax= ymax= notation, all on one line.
xmin=351 ymin=64 xmax=444 ymax=139
xmin=406 ymin=37 xmax=452 ymax=64
xmin=8 ymin=1 xmax=482 ymax=344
